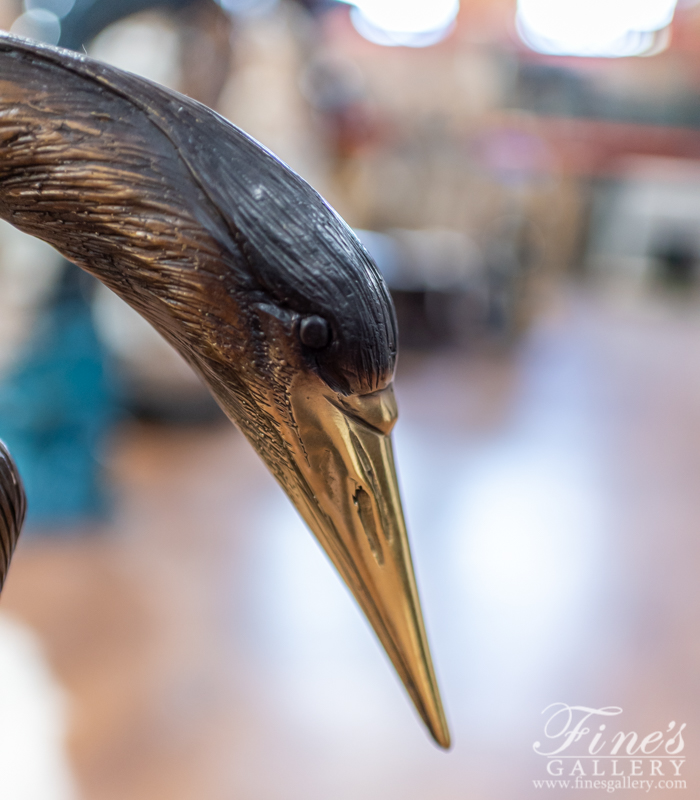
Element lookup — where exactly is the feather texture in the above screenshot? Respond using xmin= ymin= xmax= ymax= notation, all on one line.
xmin=0 ymin=34 xmax=396 ymax=396
xmin=0 ymin=440 xmax=26 ymax=591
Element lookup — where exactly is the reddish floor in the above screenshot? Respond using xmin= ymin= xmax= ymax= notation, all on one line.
xmin=2 ymin=287 xmax=700 ymax=799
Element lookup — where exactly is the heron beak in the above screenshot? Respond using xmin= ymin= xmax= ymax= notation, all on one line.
xmin=285 ymin=377 xmax=451 ymax=749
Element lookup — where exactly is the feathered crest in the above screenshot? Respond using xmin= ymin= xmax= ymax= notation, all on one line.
xmin=0 ymin=33 xmax=396 ymax=395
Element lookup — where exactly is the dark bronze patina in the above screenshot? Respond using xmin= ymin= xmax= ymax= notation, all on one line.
xmin=0 ymin=33 xmax=450 ymax=748
xmin=0 ymin=439 xmax=26 ymax=593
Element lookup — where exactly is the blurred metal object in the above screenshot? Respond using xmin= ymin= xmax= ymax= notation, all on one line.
xmin=59 ymin=0 xmax=231 ymax=62
xmin=0 ymin=440 xmax=26 ymax=592
xmin=0 ymin=34 xmax=449 ymax=748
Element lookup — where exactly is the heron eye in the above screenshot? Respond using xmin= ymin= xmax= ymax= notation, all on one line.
xmin=299 ymin=315 xmax=331 ymax=349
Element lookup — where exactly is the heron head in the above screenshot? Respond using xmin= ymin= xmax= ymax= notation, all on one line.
xmin=0 ymin=33 xmax=449 ymax=747
xmin=187 ymin=189 xmax=448 ymax=747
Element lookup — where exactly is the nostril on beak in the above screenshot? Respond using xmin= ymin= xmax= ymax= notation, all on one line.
xmin=352 ymin=485 xmax=383 ymax=565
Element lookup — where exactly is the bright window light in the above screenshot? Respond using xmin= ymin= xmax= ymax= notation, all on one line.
xmin=517 ymin=0 xmax=678 ymax=57
xmin=342 ymin=0 xmax=460 ymax=47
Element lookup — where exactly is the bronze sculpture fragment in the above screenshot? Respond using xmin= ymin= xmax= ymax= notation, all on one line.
xmin=0 ymin=439 xmax=26 ymax=592
xmin=0 ymin=33 xmax=450 ymax=748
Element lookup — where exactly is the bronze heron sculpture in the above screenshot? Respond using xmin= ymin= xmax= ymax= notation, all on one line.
xmin=0 ymin=32 xmax=450 ymax=748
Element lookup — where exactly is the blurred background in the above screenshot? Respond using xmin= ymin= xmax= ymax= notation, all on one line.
xmin=1 ymin=0 xmax=700 ymax=797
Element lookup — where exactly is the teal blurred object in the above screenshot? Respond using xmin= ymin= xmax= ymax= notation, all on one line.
xmin=0 ymin=261 xmax=118 ymax=526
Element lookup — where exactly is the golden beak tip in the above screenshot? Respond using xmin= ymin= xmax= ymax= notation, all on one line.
xmin=432 ymin=723 xmax=452 ymax=750
xmin=423 ymin=696 xmax=451 ymax=749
